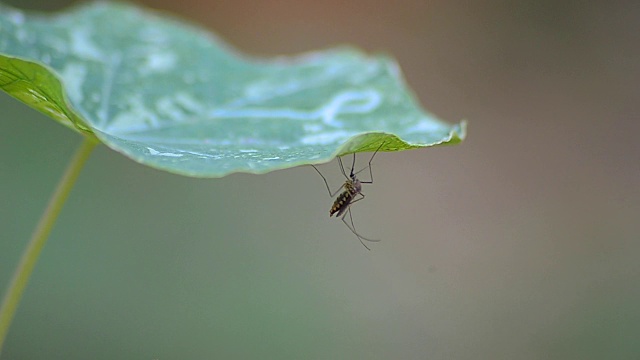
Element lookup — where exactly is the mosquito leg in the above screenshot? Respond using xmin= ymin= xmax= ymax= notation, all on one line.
xmin=340 ymin=206 xmax=381 ymax=245
xmin=355 ymin=141 xmax=386 ymax=184
xmin=362 ymin=161 xmax=374 ymax=184
xmin=310 ymin=165 xmax=344 ymax=197
xmin=340 ymin=208 xmax=370 ymax=250
xmin=341 ymin=208 xmax=381 ymax=250
xmin=340 ymin=197 xmax=377 ymax=241
xmin=337 ymin=157 xmax=349 ymax=180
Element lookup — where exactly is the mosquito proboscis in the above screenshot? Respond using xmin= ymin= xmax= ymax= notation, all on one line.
xmin=311 ymin=142 xmax=385 ymax=250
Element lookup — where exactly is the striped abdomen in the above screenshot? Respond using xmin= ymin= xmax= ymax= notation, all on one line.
xmin=330 ymin=181 xmax=358 ymax=217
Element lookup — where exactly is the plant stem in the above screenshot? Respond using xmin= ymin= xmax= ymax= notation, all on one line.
xmin=0 ymin=137 xmax=97 ymax=354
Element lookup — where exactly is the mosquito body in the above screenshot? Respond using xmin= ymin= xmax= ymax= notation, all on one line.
xmin=329 ymin=176 xmax=361 ymax=218
xmin=311 ymin=142 xmax=385 ymax=250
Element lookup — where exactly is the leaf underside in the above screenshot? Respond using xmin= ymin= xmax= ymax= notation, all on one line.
xmin=0 ymin=2 xmax=466 ymax=177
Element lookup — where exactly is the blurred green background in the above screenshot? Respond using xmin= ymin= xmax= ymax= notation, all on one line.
xmin=1 ymin=0 xmax=639 ymax=359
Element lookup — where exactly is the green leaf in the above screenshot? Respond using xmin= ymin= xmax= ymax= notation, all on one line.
xmin=0 ymin=2 xmax=466 ymax=177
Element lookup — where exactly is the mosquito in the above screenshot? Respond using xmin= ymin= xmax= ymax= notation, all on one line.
xmin=311 ymin=142 xmax=385 ymax=250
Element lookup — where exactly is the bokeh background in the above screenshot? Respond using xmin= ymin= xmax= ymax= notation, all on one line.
xmin=1 ymin=0 xmax=639 ymax=359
